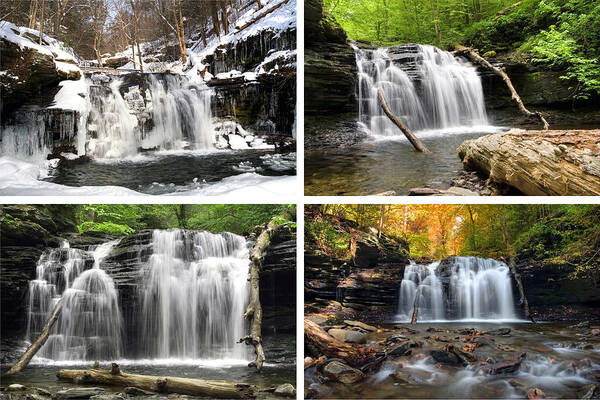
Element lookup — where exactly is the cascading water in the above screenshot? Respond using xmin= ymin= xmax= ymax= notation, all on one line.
xmin=87 ymin=74 xmax=214 ymax=158
xmin=140 ymin=230 xmax=251 ymax=360
xmin=355 ymin=44 xmax=489 ymax=135
xmin=396 ymin=257 xmax=518 ymax=322
xmin=27 ymin=240 xmax=122 ymax=360
xmin=25 ymin=231 xmax=252 ymax=362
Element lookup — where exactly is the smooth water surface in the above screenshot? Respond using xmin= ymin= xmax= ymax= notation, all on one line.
xmin=304 ymin=129 xmax=500 ymax=195
xmin=45 ymin=150 xmax=296 ymax=195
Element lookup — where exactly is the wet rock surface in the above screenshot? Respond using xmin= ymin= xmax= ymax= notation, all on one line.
xmin=304 ymin=0 xmax=357 ymax=115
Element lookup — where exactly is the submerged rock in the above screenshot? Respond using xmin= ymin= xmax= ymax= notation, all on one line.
xmin=322 ymin=360 xmax=365 ymax=384
xmin=431 ymin=349 xmax=465 ymax=366
xmin=56 ymin=388 xmax=106 ymax=399
xmin=327 ymin=328 xmax=366 ymax=344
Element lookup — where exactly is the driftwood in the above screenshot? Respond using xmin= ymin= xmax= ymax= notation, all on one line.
xmin=239 ymin=220 xmax=279 ymax=370
xmin=453 ymin=45 xmax=549 ymax=130
xmin=377 ymin=88 xmax=432 ymax=153
xmin=304 ymin=318 xmax=373 ymax=367
xmin=5 ymin=298 xmax=63 ymax=376
xmin=508 ymin=257 xmax=535 ymax=322
xmin=235 ymin=0 xmax=291 ymax=33
xmin=410 ymin=290 xmax=420 ymax=325
xmin=57 ymin=364 xmax=256 ymax=399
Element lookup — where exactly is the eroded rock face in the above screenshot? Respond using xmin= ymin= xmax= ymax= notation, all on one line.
xmin=458 ymin=129 xmax=600 ymax=195
xmin=0 ymin=32 xmax=80 ymax=119
xmin=304 ymin=0 xmax=357 ymax=115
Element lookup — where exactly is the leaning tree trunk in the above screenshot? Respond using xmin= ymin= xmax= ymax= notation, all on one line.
xmin=304 ymin=318 xmax=374 ymax=367
xmin=377 ymin=88 xmax=432 ymax=153
xmin=410 ymin=289 xmax=420 ymax=325
xmin=508 ymin=256 xmax=535 ymax=322
xmin=453 ymin=45 xmax=549 ymax=130
xmin=238 ymin=220 xmax=279 ymax=370
xmin=5 ymin=298 xmax=63 ymax=376
xmin=57 ymin=364 xmax=257 ymax=399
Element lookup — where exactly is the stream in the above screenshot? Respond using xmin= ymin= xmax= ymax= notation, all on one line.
xmin=305 ymin=322 xmax=599 ymax=399
xmin=305 ymin=127 xmax=503 ymax=195
xmin=44 ymin=150 xmax=296 ymax=195
xmin=1 ymin=333 xmax=296 ymax=398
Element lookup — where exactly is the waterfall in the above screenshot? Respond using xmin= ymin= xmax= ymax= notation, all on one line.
xmin=354 ymin=44 xmax=488 ymax=135
xmin=27 ymin=240 xmax=122 ymax=361
xmin=1 ymin=73 xmax=215 ymax=162
xmin=397 ymin=257 xmax=518 ymax=322
xmin=140 ymin=230 xmax=251 ymax=360
xmin=87 ymin=74 xmax=214 ymax=158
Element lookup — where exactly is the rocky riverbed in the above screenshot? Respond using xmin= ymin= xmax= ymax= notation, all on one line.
xmin=304 ymin=316 xmax=600 ymax=399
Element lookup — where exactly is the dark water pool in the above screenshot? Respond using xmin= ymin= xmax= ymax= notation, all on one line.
xmin=304 ymin=129 xmax=503 ymax=196
xmin=305 ymin=322 xmax=600 ymax=399
xmin=1 ymin=334 xmax=295 ymax=398
xmin=43 ymin=150 xmax=296 ymax=195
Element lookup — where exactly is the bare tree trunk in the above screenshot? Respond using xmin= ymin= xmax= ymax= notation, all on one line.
xmin=177 ymin=0 xmax=186 ymax=63
xmin=508 ymin=257 xmax=534 ymax=322
xmin=94 ymin=33 xmax=103 ymax=67
xmin=256 ymin=0 xmax=263 ymax=9
xmin=235 ymin=0 xmax=292 ymax=33
xmin=29 ymin=0 xmax=38 ymax=29
xmin=38 ymin=0 xmax=45 ymax=45
xmin=220 ymin=0 xmax=229 ymax=35
xmin=411 ymin=289 xmax=420 ymax=324
xmin=129 ymin=0 xmax=143 ymax=72
xmin=5 ymin=299 xmax=63 ymax=376
xmin=453 ymin=45 xmax=549 ymax=130
xmin=377 ymin=88 xmax=432 ymax=153
xmin=57 ymin=365 xmax=257 ymax=399
xmin=238 ymin=220 xmax=280 ymax=370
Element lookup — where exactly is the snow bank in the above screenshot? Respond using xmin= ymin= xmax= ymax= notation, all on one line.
xmin=49 ymin=77 xmax=89 ymax=112
xmin=168 ymin=172 xmax=297 ymax=196
xmin=0 ymin=156 xmax=296 ymax=197
xmin=0 ymin=157 xmax=142 ymax=196
xmin=0 ymin=20 xmax=78 ymax=63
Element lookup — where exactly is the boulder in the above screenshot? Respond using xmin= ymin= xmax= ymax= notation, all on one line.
xmin=431 ymin=349 xmax=465 ymax=366
xmin=322 ymin=360 xmax=365 ymax=384
xmin=274 ymin=383 xmax=296 ymax=397
xmin=327 ymin=328 xmax=366 ymax=344
xmin=344 ymin=320 xmax=378 ymax=332
xmin=56 ymin=388 xmax=106 ymax=399
xmin=104 ymin=56 xmax=129 ymax=68
xmin=482 ymin=358 xmax=523 ymax=375
xmin=0 ymin=23 xmax=81 ymax=118
xmin=458 ymin=129 xmax=600 ymax=195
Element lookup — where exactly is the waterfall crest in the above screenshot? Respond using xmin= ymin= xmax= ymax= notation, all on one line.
xmin=396 ymin=257 xmax=518 ymax=322
xmin=140 ymin=230 xmax=251 ymax=360
xmin=355 ymin=44 xmax=488 ymax=135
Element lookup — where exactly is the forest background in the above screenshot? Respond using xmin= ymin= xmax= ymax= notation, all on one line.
xmin=306 ymin=204 xmax=600 ymax=281
xmin=324 ymin=0 xmax=600 ymax=99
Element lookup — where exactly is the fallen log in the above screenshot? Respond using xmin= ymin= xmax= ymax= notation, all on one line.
xmin=235 ymin=0 xmax=291 ymax=33
xmin=304 ymin=318 xmax=374 ymax=367
xmin=377 ymin=88 xmax=432 ymax=154
xmin=453 ymin=45 xmax=549 ymax=130
xmin=508 ymin=256 xmax=535 ymax=323
xmin=57 ymin=365 xmax=256 ymax=399
xmin=239 ymin=221 xmax=280 ymax=370
xmin=5 ymin=298 xmax=63 ymax=376
xmin=458 ymin=129 xmax=600 ymax=196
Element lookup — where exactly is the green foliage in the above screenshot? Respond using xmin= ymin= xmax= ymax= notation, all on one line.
xmin=306 ymin=219 xmax=352 ymax=260
xmin=75 ymin=204 xmax=293 ymax=237
xmin=467 ymin=0 xmax=600 ymax=99
xmin=78 ymin=221 xmax=135 ymax=236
